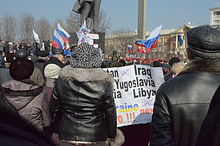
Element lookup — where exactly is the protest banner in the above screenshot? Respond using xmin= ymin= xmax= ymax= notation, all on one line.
xmin=104 ymin=64 xmax=164 ymax=127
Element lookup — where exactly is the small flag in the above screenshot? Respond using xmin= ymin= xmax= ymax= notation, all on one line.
xmin=135 ymin=24 xmax=162 ymax=53
xmin=32 ymin=30 xmax=40 ymax=44
xmin=57 ymin=23 xmax=71 ymax=49
xmin=127 ymin=45 xmax=134 ymax=53
xmin=76 ymin=32 xmax=91 ymax=45
xmin=52 ymin=29 xmax=64 ymax=49
xmin=77 ymin=20 xmax=92 ymax=45
xmin=178 ymin=33 xmax=183 ymax=46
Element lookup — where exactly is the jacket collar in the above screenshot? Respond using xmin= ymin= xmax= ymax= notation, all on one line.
xmin=180 ymin=59 xmax=220 ymax=74
xmin=1 ymin=80 xmax=43 ymax=96
xmin=59 ymin=65 xmax=114 ymax=82
xmin=2 ymin=85 xmax=43 ymax=96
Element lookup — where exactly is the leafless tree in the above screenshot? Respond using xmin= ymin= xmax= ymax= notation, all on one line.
xmin=35 ymin=17 xmax=51 ymax=41
xmin=66 ymin=12 xmax=81 ymax=34
xmin=20 ymin=13 xmax=35 ymax=43
xmin=1 ymin=15 xmax=17 ymax=42
xmin=96 ymin=10 xmax=111 ymax=33
xmin=52 ymin=18 xmax=65 ymax=33
xmin=111 ymin=28 xmax=136 ymax=56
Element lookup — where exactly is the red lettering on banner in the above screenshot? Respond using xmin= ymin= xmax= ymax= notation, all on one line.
xmin=140 ymin=108 xmax=153 ymax=114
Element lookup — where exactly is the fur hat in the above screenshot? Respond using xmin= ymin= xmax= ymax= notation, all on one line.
xmin=187 ymin=25 xmax=220 ymax=60
xmin=44 ymin=64 xmax=61 ymax=79
xmin=70 ymin=43 xmax=102 ymax=68
xmin=9 ymin=58 xmax=34 ymax=81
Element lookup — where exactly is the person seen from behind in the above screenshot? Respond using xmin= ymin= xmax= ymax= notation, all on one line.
xmin=150 ymin=25 xmax=220 ymax=146
xmin=50 ymin=43 xmax=118 ymax=146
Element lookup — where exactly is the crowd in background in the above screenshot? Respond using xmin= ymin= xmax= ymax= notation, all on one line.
xmin=0 ymin=38 xmax=183 ymax=146
xmin=1 ymin=25 xmax=220 ymax=146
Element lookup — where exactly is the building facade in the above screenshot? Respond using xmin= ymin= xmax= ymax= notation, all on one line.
xmin=210 ymin=7 xmax=220 ymax=29
xmin=105 ymin=24 xmax=193 ymax=61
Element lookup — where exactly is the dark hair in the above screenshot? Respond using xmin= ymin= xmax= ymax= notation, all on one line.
xmin=119 ymin=59 xmax=126 ymax=66
xmin=110 ymin=62 xmax=123 ymax=67
xmin=101 ymin=60 xmax=111 ymax=68
xmin=152 ymin=61 xmax=162 ymax=67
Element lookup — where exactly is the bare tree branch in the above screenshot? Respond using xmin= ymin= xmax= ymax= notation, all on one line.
xmin=20 ymin=13 xmax=35 ymax=43
xmin=66 ymin=12 xmax=81 ymax=34
xmin=111 ymin=28 xmax=136 ymax=56
xmin=2 ymin=15 xmax=16 ymax=42
xmin=35 ymin=17 xmax=51 ymax=41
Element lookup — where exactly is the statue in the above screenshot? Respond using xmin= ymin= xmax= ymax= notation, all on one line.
xmin=72 ymin=0 xmax=101 ymax=32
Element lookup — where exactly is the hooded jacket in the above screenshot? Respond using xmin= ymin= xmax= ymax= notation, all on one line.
xmin=150 ymin=59 xmax=220 ymax=146
xmin=50 ymin=65 xmax=117 ymax=143
xmin=1 ymin=79 xmax=50 ymax=130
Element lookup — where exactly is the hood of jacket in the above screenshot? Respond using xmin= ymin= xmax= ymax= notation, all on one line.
xmin=59 ymin=65 xmax=114 ymax=82
xmin=1 ymin=80 xmax=43 ymax=110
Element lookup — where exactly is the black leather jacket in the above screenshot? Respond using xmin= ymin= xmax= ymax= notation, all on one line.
xmin=150 ymin=59 xmax=220 ymax=146
xmin=50 ymin=65 xmax=117 ymax=142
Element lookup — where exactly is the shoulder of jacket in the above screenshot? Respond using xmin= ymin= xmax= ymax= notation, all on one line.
xmin=59 ymin=65 xmax=114 ymax=83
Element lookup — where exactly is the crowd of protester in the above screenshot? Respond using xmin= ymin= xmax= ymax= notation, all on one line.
xmin=0 ymin=25 xmax=220 ymax=146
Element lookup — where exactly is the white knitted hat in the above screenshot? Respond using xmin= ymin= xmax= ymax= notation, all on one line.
xmin=44 ymin=64 xmax=61 ymax=79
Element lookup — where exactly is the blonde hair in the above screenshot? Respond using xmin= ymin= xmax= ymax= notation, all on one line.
xmin=171 ymin=62 xmax=186 ymax=74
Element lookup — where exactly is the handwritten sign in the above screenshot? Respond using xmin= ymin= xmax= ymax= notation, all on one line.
xmin=104 ymin=64 xmax=164 ymax=127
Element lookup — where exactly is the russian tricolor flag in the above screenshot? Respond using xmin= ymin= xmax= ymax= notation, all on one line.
xmin=52 ymin=29 xmax=64 ymax=49
xmin=52 ymin=23 xmax=71 ymax=49
xmin=135 ymin=24 xmax=162 ymax=53
xmin=127 ymin=45 xmax=134 ymax=53
xmin=57 ymin=23 xmax=71 ymax=43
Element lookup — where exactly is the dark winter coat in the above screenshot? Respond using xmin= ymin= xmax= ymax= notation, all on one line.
xmin=150 ymin=59 xmax=220 ymax=146
xmin=50 ymin=65 xmax=117 ymax=143
xmin=43 ymin=57 xmax=65 ymax=70
xmin=196 ymin=84 xmax=220 ymax=146
xmin=0 ymin=109 xmax=55 ymax=146
xmin=1 ymin=79 xmax=50 ymax=130
xmin=31 ymin=55 xmax=48 ymax=74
